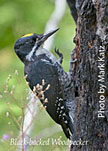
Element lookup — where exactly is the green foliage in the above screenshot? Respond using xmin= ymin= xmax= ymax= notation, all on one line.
xmin=0 ymin=0 xmax=54 ymax=49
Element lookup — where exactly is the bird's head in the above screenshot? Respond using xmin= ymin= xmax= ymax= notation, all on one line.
xmin=14 ymin=28 xmax=59 ymax=63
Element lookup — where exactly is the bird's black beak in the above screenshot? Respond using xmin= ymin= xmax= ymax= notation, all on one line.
xmin=37 ymin=28 xmax=59 ymax=45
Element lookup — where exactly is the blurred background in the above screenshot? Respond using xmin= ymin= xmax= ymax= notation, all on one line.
xmin=0 ymin=0 xmax=76 ymax=150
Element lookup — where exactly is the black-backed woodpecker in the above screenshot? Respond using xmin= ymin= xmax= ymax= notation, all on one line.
xmin=14 ymin=29 xmax=75 ymax=139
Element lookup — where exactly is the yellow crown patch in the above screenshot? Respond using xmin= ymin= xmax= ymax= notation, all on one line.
xmin=22 ymin=33 xmax=34 ymax=38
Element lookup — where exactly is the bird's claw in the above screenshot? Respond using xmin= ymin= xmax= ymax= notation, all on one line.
xmin=55 ymin=47 xmax=63 ymax=64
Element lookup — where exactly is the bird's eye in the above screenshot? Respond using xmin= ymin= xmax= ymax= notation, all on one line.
xmin=32 ymin=37 xmax=38 ymax=42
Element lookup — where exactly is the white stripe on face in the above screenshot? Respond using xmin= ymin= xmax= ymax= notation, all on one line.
xmin=26 ymin=45 xmax=37 ymax=61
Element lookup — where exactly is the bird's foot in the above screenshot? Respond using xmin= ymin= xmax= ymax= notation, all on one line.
xmin=55 ymin=47 xmax=63 ymax=64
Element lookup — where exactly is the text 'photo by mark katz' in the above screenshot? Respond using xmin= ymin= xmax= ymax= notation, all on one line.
xmin=97 ymin=45 xmax=106 ymax=118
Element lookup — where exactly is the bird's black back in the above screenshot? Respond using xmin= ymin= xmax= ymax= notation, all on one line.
xmin=24 ymin=54 xmax=64 ymax=124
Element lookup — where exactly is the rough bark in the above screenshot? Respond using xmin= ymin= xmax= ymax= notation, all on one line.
xmin=67 ymin=0 xmax=108 ymax=151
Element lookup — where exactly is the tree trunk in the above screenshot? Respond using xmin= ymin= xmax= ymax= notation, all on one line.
xmin=67 ymin=0 xmax=108 ymax=151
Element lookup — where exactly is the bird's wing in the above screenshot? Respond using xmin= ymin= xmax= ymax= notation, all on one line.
xmin=25 ymin=59 xmax=72 ymax=139
xmin=25 ymin=59 xmax=62 ymax=122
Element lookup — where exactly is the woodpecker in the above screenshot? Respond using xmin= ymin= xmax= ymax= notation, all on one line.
xmin=14 ymin=29 xmax=75 ymax=139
